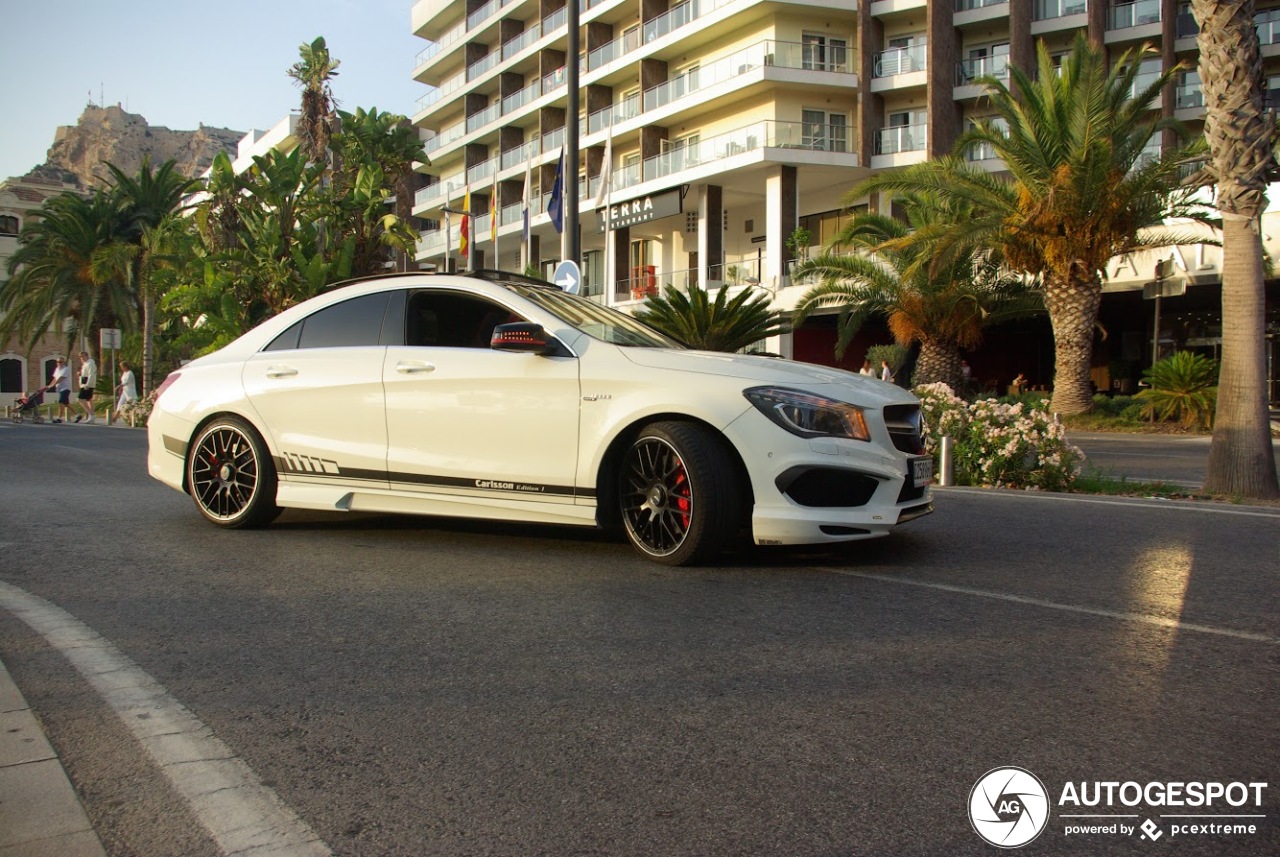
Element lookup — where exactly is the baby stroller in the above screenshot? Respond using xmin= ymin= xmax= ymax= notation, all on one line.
xmin=11 ymin=388 xmax=48 ymax=424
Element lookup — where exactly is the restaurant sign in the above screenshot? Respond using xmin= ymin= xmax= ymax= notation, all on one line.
xmin=597 ymin=188 xmax=683 ymax=232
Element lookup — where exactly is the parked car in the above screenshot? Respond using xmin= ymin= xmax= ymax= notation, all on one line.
xmin=147 ymin=271 xmax=933 ymax=565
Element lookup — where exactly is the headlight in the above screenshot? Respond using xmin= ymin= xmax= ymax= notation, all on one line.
xmin=744 ymin=387 xmax=871 ymax=441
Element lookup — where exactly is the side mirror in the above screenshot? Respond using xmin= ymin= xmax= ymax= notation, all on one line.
xmin=491 ymin=322 xmax=560 ymax=355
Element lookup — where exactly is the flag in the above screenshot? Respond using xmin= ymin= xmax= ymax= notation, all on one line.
xmin=489 ymin=171 xmax=498 ymax=247
xmin=521 ymin=151 xmax=532 ymax=244
xmin=594 ymin=134 xmax=613 ymax=210
xmin=547 ymin=147 xmax=565 ymax=235
xmin=460 ymin=184 xmax=470 ymax=258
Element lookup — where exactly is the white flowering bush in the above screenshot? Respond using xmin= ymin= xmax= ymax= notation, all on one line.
xmin=119 ymin=391 xmax=157 ymax=427
xmin=913 ymin=383 xmax=1084 ymax=491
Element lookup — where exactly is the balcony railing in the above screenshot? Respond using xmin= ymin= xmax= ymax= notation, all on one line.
xmin=965 ymin=140 xmax=998 ymax=162
xmin=1034 ymin=0 xmax=1087 ymax=21
xmin=956 ymin=54 xmax=1008 ymax=85
xmin=876 ymin=124 xmax=927 ymax=156
xmin=956 ymin=0 xmax=1007 ymax=9
xmin=1259 ymin=10 xmax=1280 ymax=46
xmin=1176 ymin=84 xmax=1204 ymax=110
xmin=874 ymin=42 xmax=927 ymax=78
xmin=585 ymin=0 xmax=736 ymax=71
xmin=590 ymin=39 xmax=853 ymax=132
xmin=1108 ymin=0 xmax=1160 ymax=30
xmin=604 ymin=120 xmax=852 ymax=193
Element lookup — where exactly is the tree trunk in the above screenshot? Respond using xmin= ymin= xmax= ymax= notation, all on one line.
xmin=1202 ymin=216 xmax=1279 ymax=495
xmin=141 ymin=286 xmax=154 ymax=398
xmin=913 ymin=338 xmax=962 ymax=388
xmin=1194 ymin=0 xmax=1280 ymax=497
xmin=1043 ymin=271 xmax=1101 ymax=414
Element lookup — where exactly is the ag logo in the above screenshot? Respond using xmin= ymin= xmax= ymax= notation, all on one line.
xmin=969 ymin=767 xmax=1050 ymax=848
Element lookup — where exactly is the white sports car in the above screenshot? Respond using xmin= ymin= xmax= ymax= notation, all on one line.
xmin=147 ymin=271 xmax=933 ymax=565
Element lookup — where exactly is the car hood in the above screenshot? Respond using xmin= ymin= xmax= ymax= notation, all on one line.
xmin=620 ymin=348 xmax=918 ymax=405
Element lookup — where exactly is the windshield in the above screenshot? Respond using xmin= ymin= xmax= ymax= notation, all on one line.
xmin=508 ymin=283 xmax=684 ymax=348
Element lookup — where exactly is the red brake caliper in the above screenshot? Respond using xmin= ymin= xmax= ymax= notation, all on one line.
xmin=674 ymin=469 xmax=690 ymax=528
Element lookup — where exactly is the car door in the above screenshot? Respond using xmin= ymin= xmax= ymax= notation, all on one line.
xmin=242 ymin=290 xmax=396 ymax=488
xmin=383 ymin=288 xmax=581 ymax=502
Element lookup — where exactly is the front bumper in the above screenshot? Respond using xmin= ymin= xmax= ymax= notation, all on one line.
xmin=723 ymin=408 xmax=934 ymax=546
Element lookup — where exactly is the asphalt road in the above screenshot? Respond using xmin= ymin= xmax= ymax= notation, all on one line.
xmin=1 ymin=423 xmax=1277 ymax=856
xmin=1069 ymin=431 xmax=1280 ymax=490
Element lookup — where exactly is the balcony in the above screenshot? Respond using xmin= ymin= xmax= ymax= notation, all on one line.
xmin=876 ymin=124 xmax=927 ymax=156
xmin=1176 ymin=83 xmax=1204 ymax=111
xmin=1108 ymin=0 xmax=1160 ymax=30
xmin=585 ymin=40 xmax=855 ymax=132
xmin=874 ymin=42 xmax=927 ymax=78
xmin=585 ymin=0 xmax=736 ymax=72
xmin=1034 ymin=0 xmax=1087 ymax=22
xmin=956 ymin=0 xmax=1006 ymax=9
xmin=956 ymin=54 xmax=1009 ymax=87
xmin=1259 ymin=10 xmax=1280 ymax=47
xmin=598 ymin=120 xmax=854 ymax=195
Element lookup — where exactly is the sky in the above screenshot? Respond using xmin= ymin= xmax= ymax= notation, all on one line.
xmin=0 ymin=0 xmax=426 ymax=181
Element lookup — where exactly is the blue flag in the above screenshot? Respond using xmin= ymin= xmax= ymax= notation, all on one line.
xmin=547 ymin=147 xmax=565 ymax=235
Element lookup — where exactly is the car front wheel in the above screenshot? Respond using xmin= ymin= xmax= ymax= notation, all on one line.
xmin=619 ymin=421 xmax=742 ymax=566
xmin=186 ymin=416 xmax=281 ymax=528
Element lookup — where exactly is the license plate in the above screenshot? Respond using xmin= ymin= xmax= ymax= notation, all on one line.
xmin=911 ymin=456 xmax=933 ymax=488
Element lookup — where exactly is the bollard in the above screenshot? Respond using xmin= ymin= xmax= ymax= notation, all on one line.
xmin=939 ymin=436 xmax=955 ymax=487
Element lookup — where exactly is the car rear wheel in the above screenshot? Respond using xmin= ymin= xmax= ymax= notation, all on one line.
xmin=187 ymin=416 xmax=281 ymax=528
xmin=619 ymin=421 xmax=742 ymax=566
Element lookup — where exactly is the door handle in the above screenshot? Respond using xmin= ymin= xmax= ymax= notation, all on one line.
xmin=396 ymin=361 xmax=436 ymax=374
xmin=265 ymin=366 xmax=298 ymax=378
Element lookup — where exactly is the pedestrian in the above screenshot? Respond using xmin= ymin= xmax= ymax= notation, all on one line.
xmin=47 ymin=357 xmax=73 ymax=423
xmin=114 ymin=360 xmax=137 ymax=422
xmin=880 ymin=360 xmax=894 ymax=384
xmin=859 ymin=359 xmax=873 ymax=376
xmin=76 ymin=350 xmax=98 ymax=423
xmin=1010 ymin=372 xmax=1027 ymax=395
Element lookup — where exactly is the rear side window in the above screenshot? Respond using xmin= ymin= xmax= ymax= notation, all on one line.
xmin=296 ymin=292 xmax=392 ymax=349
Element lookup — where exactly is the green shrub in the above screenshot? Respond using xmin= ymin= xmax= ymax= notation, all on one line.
xmin=1136 ymin=351 xmax=1218 ymax=430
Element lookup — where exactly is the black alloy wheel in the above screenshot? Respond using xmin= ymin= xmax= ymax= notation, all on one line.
xmin=619 ymin=421 xmax=742 ymax=566
xmin=187 ymin=416 xmax=280 ymax=528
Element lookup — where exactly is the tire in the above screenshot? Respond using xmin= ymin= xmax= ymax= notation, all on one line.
xmin=186 ymin=416 xmax=281 ymax=529
xmin=618 ymin=421 xmax=743 ymax=566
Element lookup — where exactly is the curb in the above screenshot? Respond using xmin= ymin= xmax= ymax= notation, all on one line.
xmin=0 ymin=658 xmax=106 ymax=857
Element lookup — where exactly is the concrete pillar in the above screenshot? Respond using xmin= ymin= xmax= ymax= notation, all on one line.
xmin=766 ymin=165 xmax=798 ymax=288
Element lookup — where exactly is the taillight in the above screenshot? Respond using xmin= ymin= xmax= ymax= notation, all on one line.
xmin=153 ymin=371 xmax=181 ymax=401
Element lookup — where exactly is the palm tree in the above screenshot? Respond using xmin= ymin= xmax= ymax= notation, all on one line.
xmin=792 ymin=198 xmax=1039 ymax=387
xmin=288 ymin=36 xmax=341 ymax=166
xmin=1192 ymin=0 xmax=1280 ymax=498
xmin=106 ymin=159 xmax=198 ymax=393
xmin=329 ymin=108 xmax=427 ymax=275
xmin=1 ymin=190 xmax=131 ymax=353
xmin=852 ymin=35 xmax=1210 ymax=413
xmin=634 ymin=284 xmax=791 ymax=352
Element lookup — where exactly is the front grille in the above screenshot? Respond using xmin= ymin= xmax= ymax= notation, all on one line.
xmin=883 ymin=404 xmax=925 ymax=454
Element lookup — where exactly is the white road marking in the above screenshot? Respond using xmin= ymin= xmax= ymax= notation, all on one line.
xmin=824 ymin=570 xmax=1279 ymax=644
xmin=936 ymin=486 xmax=1280 ymax=518
xmin=0 ymin=581 xmax=332 ymax=857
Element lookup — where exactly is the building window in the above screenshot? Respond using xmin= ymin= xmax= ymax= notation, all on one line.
xmin=802 ymin=110 xmax=848 ymax=152
xmin=0 ymin=356 xmax=23 ymax=393
xmin=0 ymin=214 xmax=18 ymax=235
xmin=803 ymin=34 xmax=848 ymax=72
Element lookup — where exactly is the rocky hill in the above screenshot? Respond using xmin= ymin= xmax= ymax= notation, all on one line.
xmin=23 ymin=104 xmax=243 ymax=189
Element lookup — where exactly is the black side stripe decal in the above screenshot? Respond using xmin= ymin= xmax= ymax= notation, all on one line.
xmin=272 ymin=456 xmax=596 ymax=499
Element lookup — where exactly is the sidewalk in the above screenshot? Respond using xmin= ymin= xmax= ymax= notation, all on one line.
xmin=0 ymin=658 xmax=106 ymax=857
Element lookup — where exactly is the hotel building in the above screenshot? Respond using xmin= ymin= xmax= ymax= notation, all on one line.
xmin=408 ymin=0 xmax=1279 ymax=397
